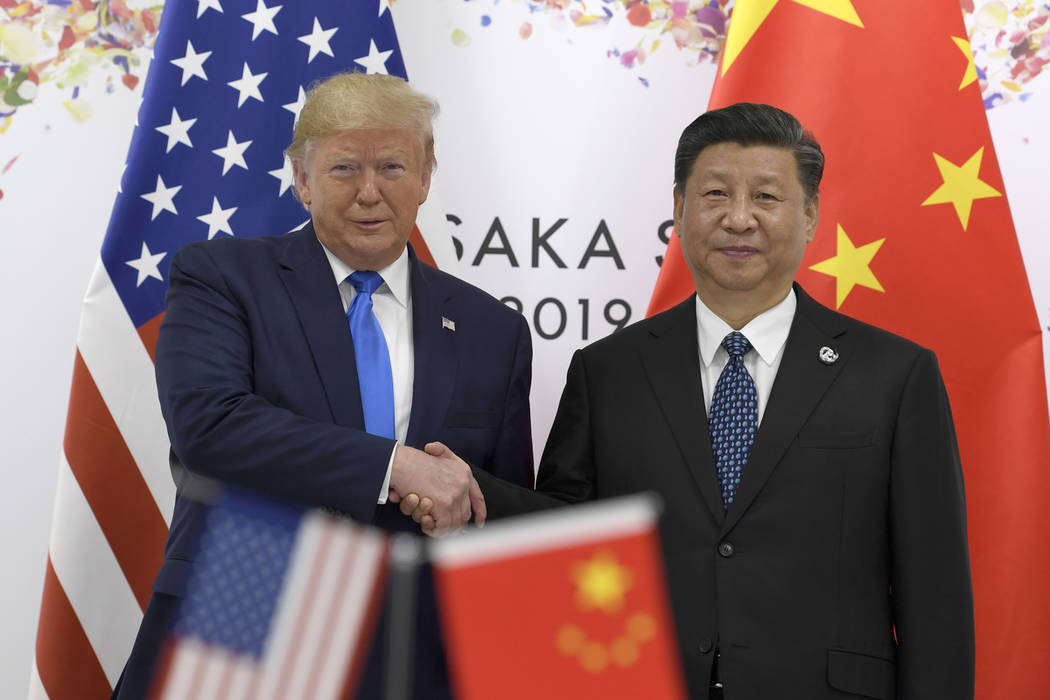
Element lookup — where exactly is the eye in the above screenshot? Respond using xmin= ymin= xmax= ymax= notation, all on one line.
xmin=382 ymin=162 xmax=406 ymax=174
xmin=704 ymin=189 xmax=728 ymax=198
xmin=330 ymin=163 xmax=355 ymax=174
xmin=756 ymin=191 xmax=779 ymax=201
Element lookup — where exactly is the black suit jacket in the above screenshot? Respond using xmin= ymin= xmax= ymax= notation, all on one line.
xmin=117 ymin=225 xmax=533 ymax=699
xmin=476 ymin=285 xmax=974 ymax=699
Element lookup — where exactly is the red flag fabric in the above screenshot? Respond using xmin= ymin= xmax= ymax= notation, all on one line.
xmin=431 ymin=496 xmax=686 ymax=700
xmin=649 ymin=2 xmax=1050 ymax=697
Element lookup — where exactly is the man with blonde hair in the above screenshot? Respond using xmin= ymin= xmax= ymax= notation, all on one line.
xmin=112 ymin=72 xmax=534 ymax=699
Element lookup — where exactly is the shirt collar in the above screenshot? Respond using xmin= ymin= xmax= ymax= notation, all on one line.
xmin=320 ymin=242 xmax=411 ymax=310
xmin=695 ymin=288 xmax=797 ymax=368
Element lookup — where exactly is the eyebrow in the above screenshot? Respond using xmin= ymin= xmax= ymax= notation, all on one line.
xmin=320 ymin=152 xmax=412 ymax=171
xmin=701 ymin=169 xmax=783 ymax=183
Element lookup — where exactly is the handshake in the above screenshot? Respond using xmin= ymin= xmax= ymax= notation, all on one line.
xmin=387 ymin=442 xmax=485 ymax=537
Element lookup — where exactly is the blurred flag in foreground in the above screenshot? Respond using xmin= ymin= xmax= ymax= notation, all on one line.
xmin=432 ymin=495 xmax=685 ymax=700
xmin=150 ymin=490 xmax=389 ymax=700
xmin=648 ymin=2 xmax=1050 ymax=697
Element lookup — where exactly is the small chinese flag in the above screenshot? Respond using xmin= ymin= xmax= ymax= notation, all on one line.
xmin=431 ymin=495 xmax=686 ymax=700
xmin=649 ymin=2 xmax=1050 ymax=698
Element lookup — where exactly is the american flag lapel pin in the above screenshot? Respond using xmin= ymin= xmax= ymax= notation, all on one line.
xmin=442 ymin=316 xmax=456 ymax=332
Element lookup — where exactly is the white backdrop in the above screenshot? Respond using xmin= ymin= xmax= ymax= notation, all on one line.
xmin=2 ymin=0 xmax=1048 ymax=695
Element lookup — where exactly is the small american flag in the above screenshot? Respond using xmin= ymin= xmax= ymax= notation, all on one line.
xmin=152 ymin=490 xmax=389 ymax=700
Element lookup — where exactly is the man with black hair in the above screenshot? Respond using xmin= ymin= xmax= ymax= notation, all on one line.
xmin=422 ymin=103 xmax=975 ymax=699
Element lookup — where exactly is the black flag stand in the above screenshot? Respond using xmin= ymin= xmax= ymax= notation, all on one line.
xmin=384 ymin=534 xmax=424 ymax=700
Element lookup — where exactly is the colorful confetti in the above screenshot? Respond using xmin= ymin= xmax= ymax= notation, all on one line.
xmin=479 ymin=0 xmax=735 ymax=70
xmin=466 ymin=0 xmax=1048 ymax=107
xmin=0 ymin=0 xmax=161 ymax=129
xmin=451 ymin=27 xmax=472 ymax=47
xmin=965 ymin=1 xmax=1050 ymax=108
xmin=0 ymin=0 xmax=1045 ymax=136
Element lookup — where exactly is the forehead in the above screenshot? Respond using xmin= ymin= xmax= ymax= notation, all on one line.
xmin=310 ymin=127 xmax=420 ymax=161
xmin=690 ymin=142 xmax=801 ymax=186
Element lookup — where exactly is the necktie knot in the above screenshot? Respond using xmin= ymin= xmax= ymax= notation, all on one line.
xmin=348 ymin=270 xmax=384 ymax=296
xmin=721 ymin=331 xmax=752 ymax=359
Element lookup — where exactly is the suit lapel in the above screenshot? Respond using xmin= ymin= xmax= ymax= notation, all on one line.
xmin=277 ymin=224 xmax=366 ymax=429
xmin=641 ymin=297 xmax=726 ymax=525
xmin=723 ymin=285 xmax=851 ymax=533
xmin=405 ymin=249 xmax=457 ymax=448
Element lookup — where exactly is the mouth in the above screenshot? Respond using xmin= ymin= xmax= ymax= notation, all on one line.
xmin=716 ymin=246 xmax=759 ymax=259
xmin=351 ymin=218 xmax=388 ymax=230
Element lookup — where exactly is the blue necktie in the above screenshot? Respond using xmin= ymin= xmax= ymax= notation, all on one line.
xmin=709 ymin=331 xmax=757 ymax=510
xmin=346 ymin=271 xmax=395 ymax=440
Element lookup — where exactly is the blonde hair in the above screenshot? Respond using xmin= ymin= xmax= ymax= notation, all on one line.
xmin=285 ymin=72 xmax=439 ymax=173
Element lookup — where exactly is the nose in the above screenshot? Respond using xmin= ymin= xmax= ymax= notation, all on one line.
xmin=356 ymin=169 xmax=381 ymax=206
xmin=722 ymin=194 xmax=756 ymax=233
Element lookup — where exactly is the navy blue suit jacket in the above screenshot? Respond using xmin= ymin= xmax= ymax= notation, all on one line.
xmin=118 ymin=224 xmax=533 ymax=698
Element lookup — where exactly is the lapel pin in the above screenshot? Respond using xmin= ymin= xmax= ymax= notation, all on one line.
xmin=818 ymin=346 xmax=838 ymax=365
xmin=442 ymin=316 xmax=456 ymax=332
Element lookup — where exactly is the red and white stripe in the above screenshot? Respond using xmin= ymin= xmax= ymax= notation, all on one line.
xmin=157 ymin=514 xmax=388 ymax=700
xmin=30 ymin=260 xmax=174 ymax=700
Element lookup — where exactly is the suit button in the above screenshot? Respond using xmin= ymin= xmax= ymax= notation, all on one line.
xmin=718 ymin=542 xmax=735 ymax=558
xmin=699 ymin=638 xmax=714 ymax=654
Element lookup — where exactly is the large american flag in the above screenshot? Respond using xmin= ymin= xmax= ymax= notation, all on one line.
xmin=153 ymin=490 xmax=389 ymax=700
xmin=29 ymin=1 xmax=452 ymax=697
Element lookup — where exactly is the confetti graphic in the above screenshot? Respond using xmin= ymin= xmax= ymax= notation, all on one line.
xmin=0 ymin=0 xmax=161 ymax=129
xmin=1 ymin=0 xmax=1046 ymax=132
xmin=963 ymin=0 xmax=1050 ymax=108
xmin=462 ymin=0 xmax=1049 ymax=102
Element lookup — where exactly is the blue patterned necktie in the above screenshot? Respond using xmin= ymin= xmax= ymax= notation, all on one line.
xmin=346 ymin=271 xmax=395 ymax=440
xmin=709 ymin=331 xmax=758 ymax=510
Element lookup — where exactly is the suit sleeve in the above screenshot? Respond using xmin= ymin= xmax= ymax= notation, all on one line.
xmin=484 ymin=313 xmax=536 ymax=489
xmin=889 ymin=348 xmax=975 ymax=698
xmin=475 ymin=348 xmax=595 ymax=516
xmin=156 ymin=243 xmax=393 ymax=521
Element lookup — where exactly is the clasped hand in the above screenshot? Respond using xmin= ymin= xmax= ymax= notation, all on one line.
xmin=388 ymin=442 xmax=485 ymax=536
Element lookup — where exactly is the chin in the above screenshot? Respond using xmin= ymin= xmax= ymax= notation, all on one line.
xmin=708 ymin=268 xmax=764 ymax=292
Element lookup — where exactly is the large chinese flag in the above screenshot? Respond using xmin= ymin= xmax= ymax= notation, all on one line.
xmin=648 ymin=2 xmax=1050 ymax=697
xmin=431 ymin=496 xmax=686 ymax=700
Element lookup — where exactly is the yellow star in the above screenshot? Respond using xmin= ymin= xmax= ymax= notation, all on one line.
xmin=572 ymin=550 xmax=633 ymax=614
xmin=809 ymin=224 xmax=885 ymax=309
xmin=952 ymin=36 xmax=978 ymax=90
xmin=792 ymin=0 xmax=863 ymax=26
xmin=920 ymin=147 xmax=1002 ymax=230
xmin=722 ymin=0 xmax=863 ymax=76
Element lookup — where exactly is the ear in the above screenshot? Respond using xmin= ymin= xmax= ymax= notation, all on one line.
xmin=673 ymin=186 xmax=684 ymax=236
xmin=419 ymin=167 xmax=432 ymax=206
xmin=292 ymin=160 xmax=311 ymax=206
xmin=804 ymin=193 xmax=819 ymax=243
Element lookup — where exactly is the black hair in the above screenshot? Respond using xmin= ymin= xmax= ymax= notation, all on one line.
xmin=674 ymin=103 xmax=824 ymax=200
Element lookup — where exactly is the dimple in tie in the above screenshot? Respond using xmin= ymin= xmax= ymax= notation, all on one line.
xmin=346 ymin=271 xmax=395 ymax=440
xmin=708 ymin=331 xmax=758 ymax=510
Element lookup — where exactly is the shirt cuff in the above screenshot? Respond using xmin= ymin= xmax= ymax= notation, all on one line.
xmin=377 ymin=443 xmax=396 ymax=504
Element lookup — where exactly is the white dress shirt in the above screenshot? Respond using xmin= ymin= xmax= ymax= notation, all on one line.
xmin=321 ymin=243 xmax=414 ymax=503
xmin=695 ymin=289 xmax=796 ymax=426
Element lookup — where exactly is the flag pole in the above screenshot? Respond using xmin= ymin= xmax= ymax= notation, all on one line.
xmin=385 ymin=534 xmax=424 ymax=700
